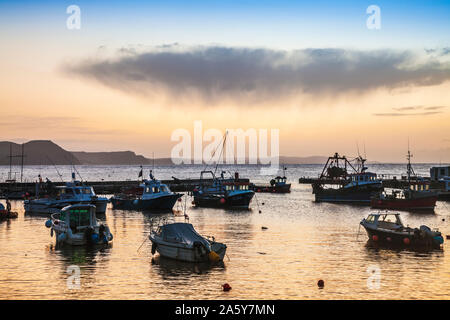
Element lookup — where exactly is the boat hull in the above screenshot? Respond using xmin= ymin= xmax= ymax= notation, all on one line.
xmin=193 ymin=191 xmax=254 ymax=209
xmin=370 ymin=196 xmax=437 ymax=211
xmin=362 ymin=224 xmax=442 ymax=249
xmin=150 ymin=238 xmax=227 ymax=263
xmin=253 ymin=184 xmax=291 ymax=193
xmin=110 ymin=193 xmax=182 ymax=211
xmin=25 ymin=199 xmax=108 ymax=215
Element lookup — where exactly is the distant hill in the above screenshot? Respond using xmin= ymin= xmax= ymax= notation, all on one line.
xmin=72 ymin=151 xmax=174 ymax=165
xmin=0 ymin=140 xmax=345 ymax=165
xmin=0 ymin=140 xmax=80 ymax=165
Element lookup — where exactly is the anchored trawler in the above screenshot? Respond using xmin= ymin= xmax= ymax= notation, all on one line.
xmin=312 ymin=153 xmax=383 ymax=203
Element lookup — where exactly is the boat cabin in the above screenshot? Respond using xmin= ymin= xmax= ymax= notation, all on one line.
xmin=430 ymin=166 xmax=450 ymax=181
xmin=363 ymin=213 xmax=404 ymax=230
xmin=344 ymin=172 xmax=380 ymax=188
xmin=272 ymin=176 xmax=287 ymax=186
xmin=140 ymin=179 xmax=173 ymax=199
xmin=409 ymin=181 xmax=431 ymax=191
xmin=58 ymin=204 xmax=97 ymax=233
xmin=55 ymin=182 xmax=97 ymax=200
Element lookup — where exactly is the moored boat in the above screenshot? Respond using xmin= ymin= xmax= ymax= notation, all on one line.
xmin=45 ymin=204 xmax=113 ymax=246
xmin=253 ymin=168 xmax=291 ymax=193
xmin=193 ymin=171 xmax=254 ymax=209
xmin=24 ymin=180 xmax=108 ymax=215
xmin=149 ymin=218 xmax=227 ymax=263
xmin=110 ymin=172 xmax=182 ymax=211
xmin=371 ymin=149 xmax=437 ymax=211
xmin=312 ymin=153 xmax=383 ymax=203
xmin=370 ymin=183 xmax=438 ymax=211
xmin=360 ymin=212 xmax=443 ymax=249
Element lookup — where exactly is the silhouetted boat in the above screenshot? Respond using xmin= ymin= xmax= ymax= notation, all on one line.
xmin=110 ymin=171 xmax=182 ymax=211
xmin=45 ymin=204 xmax=113 ymax=246
xmin=312 ymin=153 xmax=383 ymax=203
xmin=253 ymin=167 xmax=291 ymax=193
xmin=193 ymin=171 xmax=254 ymax=209
xmin=24 ymin=180 xmax=108 ymax=215
xmin=371 ymin=149 xmax=437 ymax=211
xmin=149 ymin=218 xmax=226 ymax=263
xmin=360 ymin=213 xmax=443 ymax=249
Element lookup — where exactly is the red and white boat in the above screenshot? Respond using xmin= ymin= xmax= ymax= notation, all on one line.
xmin=370 ymin=183 xmax=438 ymax=211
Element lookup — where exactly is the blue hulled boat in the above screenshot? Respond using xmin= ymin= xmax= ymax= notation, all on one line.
xmin=193 ymin=171 xmax=254 ymax=209
xmin=110 ymin=172 xmax=182 ymax=212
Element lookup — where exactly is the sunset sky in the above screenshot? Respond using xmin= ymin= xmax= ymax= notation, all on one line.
xmin=0 ymin=1 xmax=449 ymax=162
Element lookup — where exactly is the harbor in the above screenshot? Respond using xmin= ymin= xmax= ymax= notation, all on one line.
xmin=0 ymin=163 xmax=449 ymax=299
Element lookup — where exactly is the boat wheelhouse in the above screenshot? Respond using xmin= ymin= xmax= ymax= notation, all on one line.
xmin=45 ymin=204 xmax=113 ymax=246
xmin=24 ymin=181 xmax=108 ymax=215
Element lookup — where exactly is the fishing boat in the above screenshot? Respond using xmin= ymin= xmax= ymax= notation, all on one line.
xmin=110 ymin=171 xmax=182 ymax=211
xmin=312 ymin=153 xmax=383 ymax=203
xmin=45 ymin=204 xmax=113 ymax=246
xmin=360 ymin=213 xmax=443 ymax=249
xmin=371 ymin=182 xmax=438 ymax=211
xmin=24 ymin=179 xmax=108 ymax=215
xmin=370 ymin=149 xmax=437 ymax=211
xmin=193 ymin=171 xmax=254 ymax=209
xmin=149 ymin=217 xmax=227 ymax=263
xmin=252 ymin=167 xmax=291 ymax=193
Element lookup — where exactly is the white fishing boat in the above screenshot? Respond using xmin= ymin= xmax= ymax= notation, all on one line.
xmin=25 ymin=180 xmax=108 ymax=215
xmin=45 ymin=204 xmax=113 ymax=246
xmin=149 ymin=217 xmax=227 ymax=263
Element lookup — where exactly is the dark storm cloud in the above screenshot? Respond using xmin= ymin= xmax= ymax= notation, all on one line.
xmin=64 ymin=46 xmax=450 ymax=103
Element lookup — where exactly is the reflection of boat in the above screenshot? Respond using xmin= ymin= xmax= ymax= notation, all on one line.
xmin=24 ymin=180 xmax=108 ymax=215
xmin=149 ymin=218 xmax=227 ymax=263
xmin=253 ymin=168 xmax=291 ymax=193
xmin=45 ymin=204 xmax=113 ymax=246
xmin=312 ymin=153 xmax=383 ymax=203
xmin=193 ymin=171 xmax=254 ymax=209
xmin=360 ymin=213 xmax=443 ymax=250
xmin=110 ymin=173 xmax=182 ymax=211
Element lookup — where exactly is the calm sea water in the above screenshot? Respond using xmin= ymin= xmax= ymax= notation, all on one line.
xmin=0 ymin=164 xmax=449 ymax=300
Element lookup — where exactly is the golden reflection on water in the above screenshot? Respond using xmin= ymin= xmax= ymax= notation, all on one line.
xmin=0 ymin=184 xmax=449 ymax=299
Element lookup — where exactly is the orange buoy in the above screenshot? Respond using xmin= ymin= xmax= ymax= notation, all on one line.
xmin=317 ymin=280 xmax=324 ymax=288
xmin=220 ymin=198 xmax=226 ymax=204
xmin=403 ymin=238 xmax=410 ymax=245
xmin=222 ymin=283 xmax=232 ymax=291
xmin=372 ymin=235 xmax=379 ymax=242
xmin=177 ymin=198 xmax=182 ymax=202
